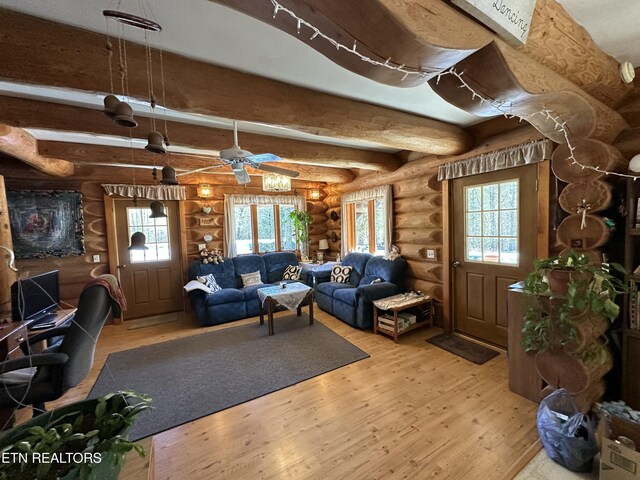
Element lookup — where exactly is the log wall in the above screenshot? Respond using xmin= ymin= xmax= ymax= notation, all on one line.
xmin=0 ymin=161 xmax=328 ymax=307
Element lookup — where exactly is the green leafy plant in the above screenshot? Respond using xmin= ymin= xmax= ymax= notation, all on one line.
xmin=0 ymin=390 xmax=152 ymax=480
xmin=520 ymin=250 xmax=628 ymax=360
xmin=288 ymin=210 xmax=313 ymax=255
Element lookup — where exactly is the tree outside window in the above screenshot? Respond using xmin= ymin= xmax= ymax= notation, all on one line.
xmin=234 ymin=203 xmax=300 ymax=254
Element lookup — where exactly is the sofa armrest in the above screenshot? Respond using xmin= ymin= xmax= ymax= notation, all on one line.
xmin=313 ymin=270 xmax=332 ymax=285
xmin=356 ymin=282 xmax=402 ymax=302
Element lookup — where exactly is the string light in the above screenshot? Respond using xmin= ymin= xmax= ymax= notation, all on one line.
xmin=435 ymin=68 xmax=635 ymax=180
xmin=268 ymin=0 xmax=437 ymax=80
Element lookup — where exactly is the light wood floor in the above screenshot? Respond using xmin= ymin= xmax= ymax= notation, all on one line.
xmin=31 ymin=307 xmax=540 ymax=479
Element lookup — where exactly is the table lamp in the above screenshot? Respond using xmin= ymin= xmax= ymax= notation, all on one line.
xmin=317 ymin=239 xmax=329 ymax=262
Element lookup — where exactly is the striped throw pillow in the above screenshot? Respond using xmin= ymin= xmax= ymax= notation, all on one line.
xmin=196 ymin=274 xmax=222 ymax=293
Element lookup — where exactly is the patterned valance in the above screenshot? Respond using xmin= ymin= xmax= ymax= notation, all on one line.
xmin=102 ymin=184 xmax=186 ymax=200
xmin=437 ymin=139 xmax=553 ymax=181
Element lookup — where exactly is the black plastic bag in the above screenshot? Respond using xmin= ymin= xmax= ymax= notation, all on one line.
xmin=537 ymin=388 xmax=599 ymax=472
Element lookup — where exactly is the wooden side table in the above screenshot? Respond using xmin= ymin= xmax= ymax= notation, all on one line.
xmin=373 ymin=294 xmax=433 ymax=342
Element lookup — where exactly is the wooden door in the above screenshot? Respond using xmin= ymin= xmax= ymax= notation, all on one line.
xmin=114 ymin=199 xmax=183 ymax=320
xmin=452 ymin=165 xmax=538 ymax=347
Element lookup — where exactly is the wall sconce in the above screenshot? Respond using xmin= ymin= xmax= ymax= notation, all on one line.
xmin=309 ymin=189 xmax=320 ymax=200
xmin=198 ymin=184 xmax=213 ymax=198
xmin=629 ymin=154 xmax=640 ymax=173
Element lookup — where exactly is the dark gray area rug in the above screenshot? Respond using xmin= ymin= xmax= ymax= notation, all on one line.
xmin=89 ymin=315 xmax=369 ymax=441
xmin=427 ymin=333 xmax=499 ymax=365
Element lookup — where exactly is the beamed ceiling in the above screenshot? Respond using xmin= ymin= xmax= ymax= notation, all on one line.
xmin=0 ymin=0 xmax=636 ymax=180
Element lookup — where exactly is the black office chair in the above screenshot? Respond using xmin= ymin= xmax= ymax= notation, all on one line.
xmin=0 ymin=283 xmax=113 ymax=416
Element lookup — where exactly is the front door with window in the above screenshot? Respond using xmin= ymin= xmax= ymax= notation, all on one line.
xmin=114 ymin=199 xmax=183 ymax=320
xmin=452 ymin=165 xmax=537 ymax=347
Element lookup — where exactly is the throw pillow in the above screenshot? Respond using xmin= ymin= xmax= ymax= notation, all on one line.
xmin=196 ymin=274 xmax=222 ymax=293
xmin=241 ymin=271 xmax=263 ymax=288
xmin=331 ymin=265 xmax=352 ymax=284
xmin=282 ymin=265 xmax=301 ymax=281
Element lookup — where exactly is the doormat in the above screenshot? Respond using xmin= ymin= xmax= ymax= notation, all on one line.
xmin=427 ymin=334 xmax=499 ymax=365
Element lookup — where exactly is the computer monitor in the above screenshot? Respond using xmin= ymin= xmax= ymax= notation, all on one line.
xmin=11 ymin=270 xmax=60 ymax=322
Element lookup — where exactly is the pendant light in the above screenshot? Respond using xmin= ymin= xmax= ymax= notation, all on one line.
xmin=128 ymin=231 xmax=148 ymax=250
xmin=149 ymin=200 xmax=167 ymax=218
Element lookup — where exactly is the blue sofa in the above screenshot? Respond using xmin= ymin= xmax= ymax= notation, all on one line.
xmin=315 ymin=252 xmax=408 ymax=330
xmin=188 ymin=252 xmax=308 ymax=326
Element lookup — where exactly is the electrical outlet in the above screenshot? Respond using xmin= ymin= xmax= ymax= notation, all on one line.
xmin=198 ymin=244 xmax=206 ymax=251
xmin=426 ymin=249 xmax=436 ymax=259
xmin=92 ymin=254 xmax=100 ymax=263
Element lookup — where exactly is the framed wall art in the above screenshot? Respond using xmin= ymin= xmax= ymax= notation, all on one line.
xmin=7 ymin=190 xmax=85 ymax=259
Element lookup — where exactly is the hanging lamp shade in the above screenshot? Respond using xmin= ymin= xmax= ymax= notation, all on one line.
xmin=145 ymin=131 xmax=167 ymax=154
xmin=160 ymin=165 xmax=178 ymax=185
xmin=103 ymin=94 xmax=120 ymax=118
xmin=113 ymin=101 xmax=138 ymax=128
xmin=149 ymin=200 xmax=167 ymax=218
xmin=128 ymin=231 xmax=148 ymax=250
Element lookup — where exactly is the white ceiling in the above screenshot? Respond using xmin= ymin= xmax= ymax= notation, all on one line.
xmin=557 ymin=0 xmax=640 ymax=68
xmin=0 ymin=0 xmax=637 ymax=149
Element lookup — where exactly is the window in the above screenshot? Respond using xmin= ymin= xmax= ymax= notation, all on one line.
xmin=233 ymin=203 xmax=297 ymax=254
xmin=464 ymin=180 xmax=518 ymax=265
xmin=345 ymin=194 xmax=388 ymax=255
xmin=127 ymin=207 xmax=170 ymax=263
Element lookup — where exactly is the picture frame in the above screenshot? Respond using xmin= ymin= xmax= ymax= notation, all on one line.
xmin=7 ymin=190 xmax=85 ymax=259
xmin=199 ymin=216 xmax=216 ymax=226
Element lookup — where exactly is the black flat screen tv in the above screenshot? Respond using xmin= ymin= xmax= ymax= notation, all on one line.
xmin=11 ymin=270 xmax=60 ymax=322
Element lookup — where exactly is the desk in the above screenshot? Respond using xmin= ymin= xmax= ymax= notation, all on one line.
xmin=0 ymin=308 xmax=76 ymax=359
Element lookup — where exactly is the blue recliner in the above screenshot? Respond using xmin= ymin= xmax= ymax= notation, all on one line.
xmin=188 ymin=252 xmax=308 ymax=326
xmin=315 ymin=253 xmax=408 ymax=329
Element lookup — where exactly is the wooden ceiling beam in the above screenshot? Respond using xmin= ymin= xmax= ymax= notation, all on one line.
xmin=0 ymin=96 xmax=400 ymax=172
xmin=0 ymin=9 xmax=472 ymax=155
xmin=36 ymin=141 xmax=356 ymax=184
xmin=0 ymin=124 xmax=74 ymax=177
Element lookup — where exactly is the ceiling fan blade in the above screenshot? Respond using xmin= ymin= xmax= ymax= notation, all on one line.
xmin=245 ymin=153 xmax=281 ymax=163
xmin=252 ymin=163 xmax=300 ymax=178
xmin=232 ymin=167 xmax=251 ymax=184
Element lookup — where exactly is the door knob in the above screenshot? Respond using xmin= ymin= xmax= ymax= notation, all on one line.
xmin=452 ymin=261 xmax=461 ymax=268
xmin=117 ymin=264 xmax=127 ymax=269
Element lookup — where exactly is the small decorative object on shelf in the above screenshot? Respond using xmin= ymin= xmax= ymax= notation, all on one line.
xmin=199 ymin=247 xmax=224 ymax=264
xmin=202 ymin=206 xmax=212 ymax=214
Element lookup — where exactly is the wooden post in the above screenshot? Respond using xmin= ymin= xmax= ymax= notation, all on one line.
xmin=0 ymin=176 xmax=16 ymax=314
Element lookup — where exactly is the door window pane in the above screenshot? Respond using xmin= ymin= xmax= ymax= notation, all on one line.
xmin=127 ymin=207 xmax=171 ymax=263
xmin=354 ymin=201 xmax=369 ymax=253
xmin=464 ymin=180 xmax=519 ymax=265
xmin=374 ymin=199 xmax=385 ymax=254
xmin=279 ymin=205 xmax=296 ymax=251
xmin=256 ymin=205 xmax=275 ymax=252
xmin=235 ymin=206 xmax=253 ymax=255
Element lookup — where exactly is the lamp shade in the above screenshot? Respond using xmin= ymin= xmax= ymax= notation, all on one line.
xmin=318 ymin=239 xmax=329 ymax=250
xmin=128 ymin=231 xmax=148 ymax=250
xmin=149 ymin=200 xmax=167 ymax=218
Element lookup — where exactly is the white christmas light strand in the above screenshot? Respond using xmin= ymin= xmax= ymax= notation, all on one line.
xmin=435 ymin=68 xmax=637 ymax=180
xmin=269 ymin=0 xmax=438 ymax=81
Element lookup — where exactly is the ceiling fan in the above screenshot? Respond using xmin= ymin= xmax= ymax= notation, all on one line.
xmin=177 ymin=121 xmax=300 ymax=184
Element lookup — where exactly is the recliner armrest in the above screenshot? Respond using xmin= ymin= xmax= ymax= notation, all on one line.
xmin=313 ymin=271 xmax=332 ymax=285
xmin=356 ymin=282 xmax=402 ymax=302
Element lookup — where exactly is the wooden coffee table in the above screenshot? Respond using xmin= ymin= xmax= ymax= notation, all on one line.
xmin=258 ymin=283 xmax=314 ymax=335
xmin=373 ymin=293 xmax=433 ymax=342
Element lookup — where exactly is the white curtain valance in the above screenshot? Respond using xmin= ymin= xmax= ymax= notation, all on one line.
xmin=102 ymin=184 xmax=186 ymax=201
xmin=342 ymin=185 xmax=389 ymax=204
xmin=224 ymin=194 xmax=304 ymax=206
xmin=437 ymin=139 xmax=553 ymax=181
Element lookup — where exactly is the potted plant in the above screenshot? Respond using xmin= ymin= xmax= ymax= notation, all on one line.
xmin=288 ymin=210 xmax=313 ymax=258
xmin=0 ymin=390 xmax=152 ymax=480
xmin=520 ymin=250 xmax=628 ymax=361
